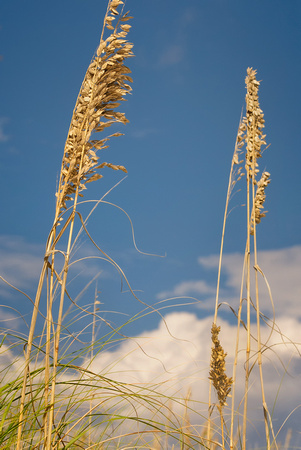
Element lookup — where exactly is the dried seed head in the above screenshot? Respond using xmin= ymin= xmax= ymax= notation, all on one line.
xmin=228 ymin=118 xmax=245 ymax=200
xmin=243 ymin=68 xmax=267 ymax=180
xmin=209 ymin=323 xmax=233 ymax=407
xmin=56 ymin=3 xmax=133 ymax=212
xmin=250 ymin=171 xmax=271 ymax=235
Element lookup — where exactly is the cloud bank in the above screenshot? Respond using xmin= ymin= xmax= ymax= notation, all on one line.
xmin=2 ymin=311 xmax=300 ymax=446
xmin=1 ymin=238 xmax=300 ymax=445
xmin=157 ymin=246 xmax=301 ymax=318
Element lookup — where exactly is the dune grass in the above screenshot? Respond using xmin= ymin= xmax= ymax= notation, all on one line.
xmin=0 ymin=1 xmax=299 ymax=449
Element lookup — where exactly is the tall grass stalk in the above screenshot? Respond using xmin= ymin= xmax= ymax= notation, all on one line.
xmin=209 ymin=68 xmax=276 ymax=449
xmin=230 ymin=68 xmax=272 ymax=449
xmin=241 ymin=68 xmax=271 ymax=449
xmin=16 ymin=0 xmax=133 ymax=447
xmin=208 ymin=115 xmax=244 ymax=445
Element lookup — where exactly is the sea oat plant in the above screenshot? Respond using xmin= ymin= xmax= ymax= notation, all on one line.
xmin=208 ymin=68 xmax=276 ymax=450
xmin=209 ymin=323 xmax=233 ymax=446
xmin=237 ymin=68 xmax=271 ymax=450
xmin=16 ymin=1 xmax=134 ymax=448
xmin=10 ymin=3 xmax=204 ymax=447
xmin=207 ymin=113 xmax=245 ymax=448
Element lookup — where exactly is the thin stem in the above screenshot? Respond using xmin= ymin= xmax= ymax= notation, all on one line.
xmin=208 ymin=118 xmax=243 ymax=445
xmin=242 ymin=139 xmax=251 ymax=450
xmin=252 ymin=169 xmax=271 ymax=450
xmin=16 ymin=258 xmax=48 ymax=449
xmin=230 ymin=249 xmax=247 ymax=449
xmin=43 ymin=230 xmax=56 ymax=447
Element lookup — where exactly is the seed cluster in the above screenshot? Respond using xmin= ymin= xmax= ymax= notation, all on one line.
xmin=56 ymin=0 xmax=133 ymax=212
xmin=238 ymin=68 xmax=267 ymax=181
xmin=209 ymin=323 xmax=233 ymax=407
xmin=250 ymin=171 xmax=271 ymax=235
xmin=236 ymin=68 xmax=271 ymax=234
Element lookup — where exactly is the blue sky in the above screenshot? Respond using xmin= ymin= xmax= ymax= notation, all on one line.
xmin=1 ymin=0 xmax=301 ymax=446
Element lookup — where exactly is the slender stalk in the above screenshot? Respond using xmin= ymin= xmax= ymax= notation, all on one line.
xmin=16 ymin=258 xmax=48 ymax=449
xmin=208 ymin=117 xmax=244 ymax=445
xmin=242 ymin=130 xmax=251 ymax=450
xmin=47 ymin=145 xmax=83 ymax=448
xmin=241 ymin=67 xmax=269 ymax=449
xmin=17 ymin=1 xmax=133 ymax=446
xmin=230 ymin=250 xmax=247 ymax=449
xmin=252 ymin=172 xmax=271 ymax=449
xmin=89 ymin=285 xmax=99 ymax=446
xmin=43 ymin=230 xmax=56 ymax=447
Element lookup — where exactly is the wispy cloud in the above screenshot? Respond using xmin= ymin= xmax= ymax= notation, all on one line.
xmin=156 ymin=7 xmax=197 ymax=69
xmin=158 ymin=44 xmax=184 ymax=67
xmin=157 ymin=280 xmax=216 ymax=300
xmin=0 ymin=117 xmax=10 ymax=142
xmin=180 ymin=8 xmax=197 ymax=27
xmin=131 ymin=128 xmax=158 ymax=139
xmin=0 ymin=235 xmax=43 ymax=296
xmin=0 ymin=234 xmax=123 ymax=308
xmin=0 ymin=306 xmax=22 ymax=329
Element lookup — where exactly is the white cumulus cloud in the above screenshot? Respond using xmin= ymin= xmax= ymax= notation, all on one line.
xmin=199 ymin=246 xmax=301 ymax=317
xmin=1 ymin=311 xmax=301 ymax=446
xmin=157 ymin=246 xmax=301 ymax=318
xmin=86 ymin=311 xmax=301 ymax=445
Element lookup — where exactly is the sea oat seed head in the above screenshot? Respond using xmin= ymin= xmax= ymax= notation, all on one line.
xmin=243 ymin=68 xmax=267 ymax=180
xmin=56 ymin=2 xmax=133 ymax=213
xmin=209 ymin=323 xmax=233 ymax=407
xmin=250 ymin=171 xmax=271 ymax=235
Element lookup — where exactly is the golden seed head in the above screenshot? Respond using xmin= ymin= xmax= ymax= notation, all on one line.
xmin=239 ymin=68 xmax=267 ymax=181
xmin=209 ymin=323 xmax=233 ymax=407
xmin=56 ymin=2 xmax=133 ymax=212
xmin=250 ymin=171 xmax=271 ymax=235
